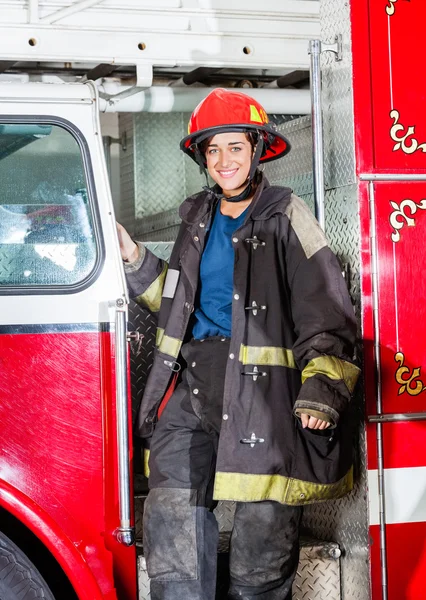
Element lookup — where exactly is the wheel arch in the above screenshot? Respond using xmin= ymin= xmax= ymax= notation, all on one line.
xmin=0 ymin=480 xmax=105 ymax=600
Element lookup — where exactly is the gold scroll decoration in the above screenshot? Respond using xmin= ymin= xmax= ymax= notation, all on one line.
xmin=394 ymin=352 xmax=426 ymax=396
xmin=389 ymin=199 xmax=426 ymax=242
xmin=390 ymin=110 xmax=426 ymax=154
xmin=386 ymin=0 xmax=398 ymax=16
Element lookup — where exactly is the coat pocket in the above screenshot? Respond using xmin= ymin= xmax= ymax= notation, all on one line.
xmin=293 ymin=418 xmax=350 ymax=484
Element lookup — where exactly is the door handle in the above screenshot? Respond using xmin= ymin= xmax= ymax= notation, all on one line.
xmin=114 ymin=301 xmax=135 ymax=546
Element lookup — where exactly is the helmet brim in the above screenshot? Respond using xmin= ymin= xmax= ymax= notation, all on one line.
xmin=180 ymin=124 xmax=291 ymax=165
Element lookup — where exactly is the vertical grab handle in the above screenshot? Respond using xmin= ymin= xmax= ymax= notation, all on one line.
xmin=308 ymin=35 xmax=342 ymax=232
xmin=309 ymin=39 xmax=326 ymax=231
xmin=114 ymin=303 xmax=135 ymax=546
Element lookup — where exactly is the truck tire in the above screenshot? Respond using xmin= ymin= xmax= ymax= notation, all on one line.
xmin=0 ymin=530 xmax=56 ymax=599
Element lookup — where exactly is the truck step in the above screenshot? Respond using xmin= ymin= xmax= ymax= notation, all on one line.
xmin=137 ymin=538 xmax=341 ymax=600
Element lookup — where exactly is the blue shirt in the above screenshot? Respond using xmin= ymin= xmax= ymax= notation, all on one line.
xmin=192 ymin=205 xmax=248 ymax=339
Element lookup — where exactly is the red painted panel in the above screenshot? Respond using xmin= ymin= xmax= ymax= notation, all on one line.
xmin=382 ymin=421 xmax=426 ymax=469
xmin=365 ymin=182 xmax=426 ymax=471
xmin=371 ymin=522 xmax=426 ymax=600
xmin=0 ymin=331 xmax=136 ymax=600
xmin=369 ymin=0 xmax=426 ymax=172
xmin=374 ymin=182 xmax=426 ymax=414
xmin=352 ymin=0 xmax=426 ymax=173
xmin=0 ymin=479 xmax=107 ymax=600
xmin=350 ymin=0 xmax=375 ymax=174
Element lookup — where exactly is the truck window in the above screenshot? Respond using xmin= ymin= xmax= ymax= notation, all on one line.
xmin=0 ymin=122 xmax=98 ymax=289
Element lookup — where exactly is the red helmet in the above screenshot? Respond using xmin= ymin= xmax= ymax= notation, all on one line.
xmin=180 ymin=88 xmax=291 ymax=164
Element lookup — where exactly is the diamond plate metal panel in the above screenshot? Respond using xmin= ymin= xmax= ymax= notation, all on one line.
xmin=138 ymin=556 xmax=151 ymax=600
xmin=299 ymin=193 xmax=316 ymax=217
xmin=320 ymin=0 xmax=356 ymax=190
xmin=128 ymin=301 xmax=156 ymax=424
xmin=134 ymin=113 xmax=186 ymax=218
xmin=137 ymin=539 xmax=341 ymax=600
xmin=135 ymin=211 xmax=181 ymax=243
xmin=134 ymin=113 xmax=206 ymax=221
xmin=138 ymin=226 xmax=180 ymax=243
xmin=265 ymin=116 xmax=314 ymax=197
xmin=134 ymin=208 xmax=180 ymax=238
xmin=184 ymin=147 xmax=206 ymax=199
xmin=324 ymin=185 xmax=360 ymax=310
xmin=142 ymin=242 xmax=174 ymax=263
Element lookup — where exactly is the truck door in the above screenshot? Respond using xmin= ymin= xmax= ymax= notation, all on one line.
xmin=0 ymin=83 xmax=136 ymax=600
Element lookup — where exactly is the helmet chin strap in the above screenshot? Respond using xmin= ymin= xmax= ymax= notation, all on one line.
xmin=195 ymin=137 xmax=264 ymax=203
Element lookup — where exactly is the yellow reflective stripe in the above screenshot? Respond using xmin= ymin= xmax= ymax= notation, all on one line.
xmin=143 ymin=449 xmax=150 ymax=479
xmin=159 ymin=335 xmax=182 ymax=358
xmin=301 ymin=356 xmax=360 ymax=393
xmin=155 ymin=327 xmax=182 ymax=358
xmin=239 ymin=345 xmax=296 ymax=368
xmin=135 ymin=264 xmax=168 ymax=313
xmin=213 ymin=467 xmax=353 ymax=505
xmin=156 ymin=327 xmax=164 ymax=347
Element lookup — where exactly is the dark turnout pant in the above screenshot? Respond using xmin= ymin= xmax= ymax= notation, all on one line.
xmin=144 ymin=337 xmax=302 ymax=600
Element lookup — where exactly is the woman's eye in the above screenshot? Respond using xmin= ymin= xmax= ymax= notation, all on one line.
xmin=208 ymin=148 xmax=218 ymax=154
xmin=231 ymin=146 xmax=242 ymax=152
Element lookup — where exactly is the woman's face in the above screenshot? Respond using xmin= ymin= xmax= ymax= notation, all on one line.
xmin=205 ymin=132 xmax=253 ymax=197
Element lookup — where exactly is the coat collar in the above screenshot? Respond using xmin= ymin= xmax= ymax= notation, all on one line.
xmin=178 ymin=174 xmax=293 ymax=225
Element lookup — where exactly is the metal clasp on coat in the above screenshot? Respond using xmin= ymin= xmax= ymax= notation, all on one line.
xmin=242 ymin=365 xmax=267 ymax=382
xmin=244 ymin=236 xmax=266 ymax=250
xmin=245 ymin=301 xmax=266 ymax=316
xmin=240 ymin=432 xmax=265 ymax=448
xmin=164 ymin=360 xmax=181 ymax=373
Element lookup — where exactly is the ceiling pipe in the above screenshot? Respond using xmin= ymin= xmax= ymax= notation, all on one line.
xmin=98 ymin=84 xmax=311 ymax=114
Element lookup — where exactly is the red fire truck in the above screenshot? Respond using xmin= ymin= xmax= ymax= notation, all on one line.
xmin=0 ymin=1 xmax=424 ymax=600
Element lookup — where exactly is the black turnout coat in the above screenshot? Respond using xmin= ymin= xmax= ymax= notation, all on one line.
xmin=125 ymin=175 xmax=360 ymax=506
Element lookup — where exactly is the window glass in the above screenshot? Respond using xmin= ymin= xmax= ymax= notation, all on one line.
xmin=0 ymin=123 xmax=97 ymax=288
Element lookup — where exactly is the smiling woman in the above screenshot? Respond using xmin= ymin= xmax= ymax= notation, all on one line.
xmin=205 ymin=133 xmax=253 ymax=197
xmin=203 ymin=132 xmax=256 ymax=218
xmin=118 ymin=87 xmax=359 ymax=600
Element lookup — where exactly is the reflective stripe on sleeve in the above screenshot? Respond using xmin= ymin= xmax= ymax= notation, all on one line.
xmin=301 ymin=356 xmax=360 ymax=393
xmin=135 ymin=263 xmax=168 ymax=313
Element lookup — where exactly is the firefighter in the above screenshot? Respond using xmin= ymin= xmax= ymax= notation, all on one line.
xmin=117 ymin=88 xmax=360 ymax=600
